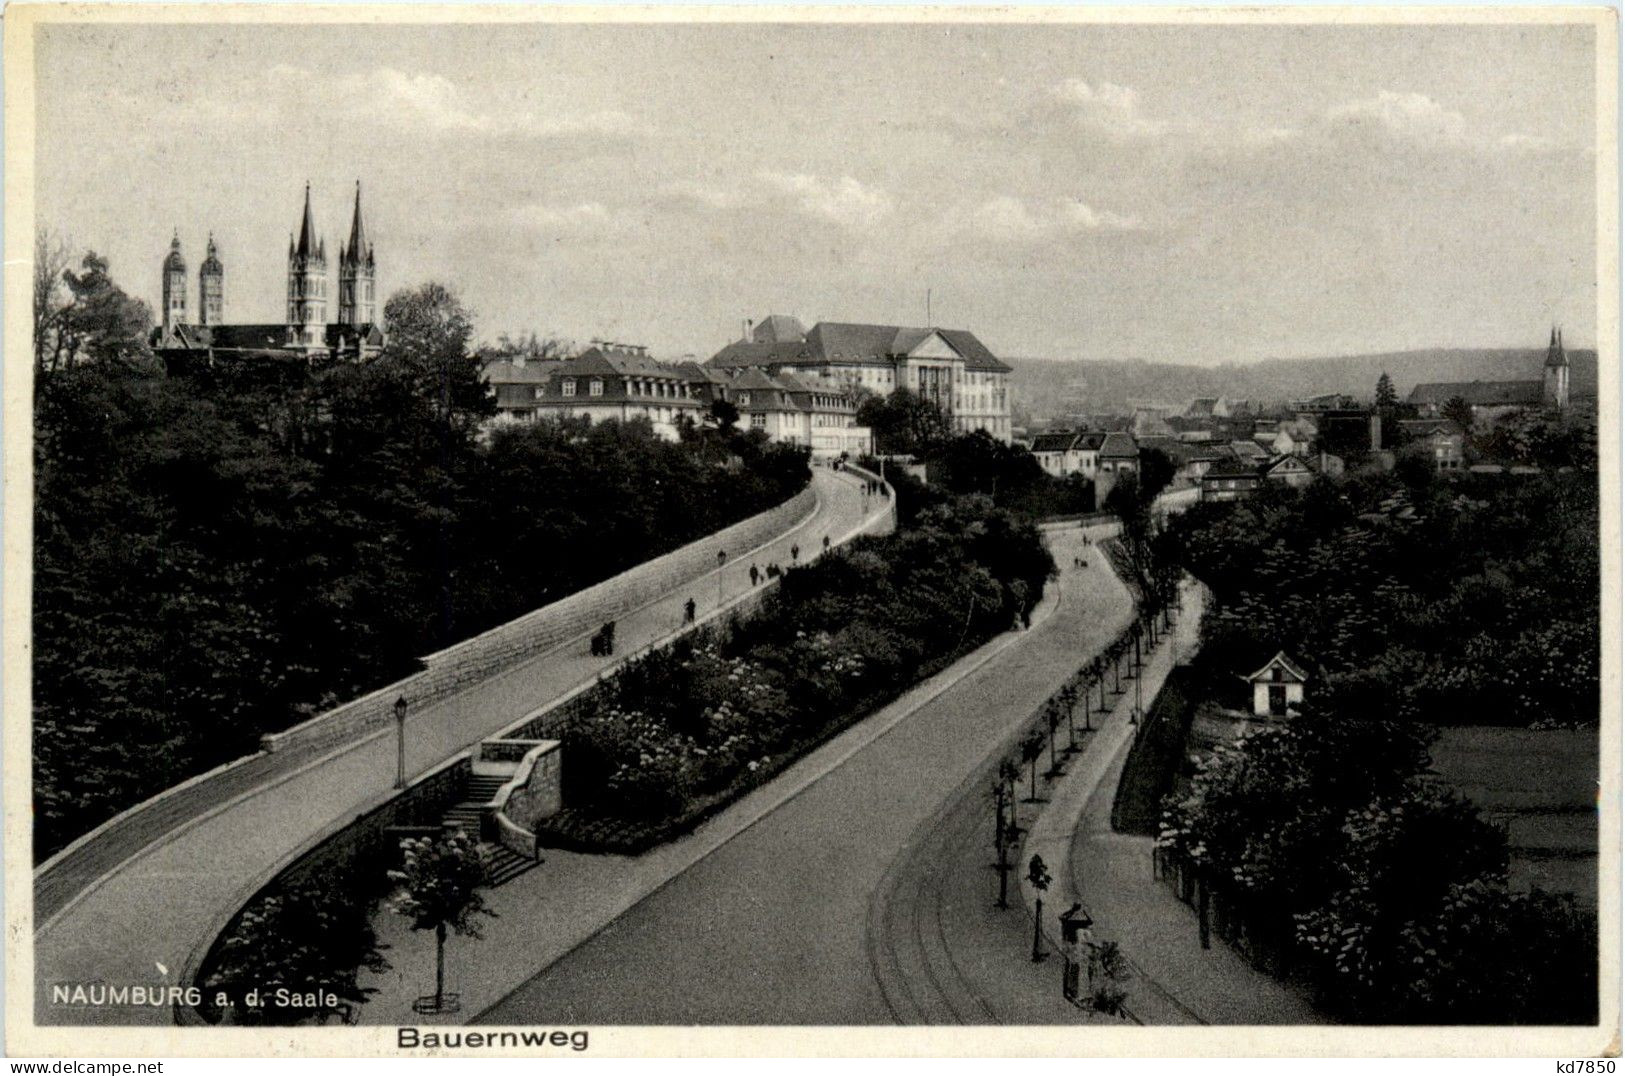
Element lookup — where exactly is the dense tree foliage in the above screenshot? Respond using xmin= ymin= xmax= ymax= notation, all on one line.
xmin=1156 ymin=467 xmax=1598 ymax=1023
xmin=856 ymin=387 xmax=952 ymax=455
xmin=1160 ymin=470 xmax=1598 ymax=727
xmin=32 ymin=266 xmax=810 ymax=859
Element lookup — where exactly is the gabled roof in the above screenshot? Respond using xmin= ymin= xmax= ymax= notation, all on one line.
xmin=1408 ymin=380 xmax=1543 ymax=406
xmin=1099 ymin=431 xmax=1138 ymax=459
xmin=563 ymin=346 xmax=685 ymax=379
xmin=1262 ymin=454 xmax=1313 ymax=475
xmin=484 ymin=359 xmax=555 ymax=384
xmin=1203 ymin=458 xmax=1263 ymax=479
xmin=1229 ymin=439 xmax=1268 ymax=461
xmin=1395 ymin=418 xmax=1465 ymax=437
xmin=1030 ymin=432 xmax=1080 ymax=453
xmin=1243 ymin=651 xmax=1310 ymax=684
xmin=707 ymin=339 xmax=814 ymax=369
xmin=752 ymin=314 xmax=808 ymax=343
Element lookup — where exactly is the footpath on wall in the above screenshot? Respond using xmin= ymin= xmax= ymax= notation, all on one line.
xmin=33 ymin=467 xmax=881 ymax=1027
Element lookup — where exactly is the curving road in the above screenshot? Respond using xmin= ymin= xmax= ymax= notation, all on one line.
xmin=477 ymin=524 xmax=1134 ymax=1025
xmin=33 ymin=467 xmax=877 ymax=1026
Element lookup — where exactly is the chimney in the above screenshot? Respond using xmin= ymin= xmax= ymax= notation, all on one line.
xmin=743 ymin=318 xmax=753 ymax=343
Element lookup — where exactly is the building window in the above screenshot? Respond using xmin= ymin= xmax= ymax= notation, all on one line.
xmin=561 ymin=379 xmax=576 ymax=397
xmin=751 ymin=412 xmax=766 ymax=429
xmin=590 ymin=378 xmax=604 ymax=397
xmin=737 ymin=392 xmax=750 ymax=407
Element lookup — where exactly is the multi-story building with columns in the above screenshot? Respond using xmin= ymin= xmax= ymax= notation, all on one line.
xmin=151 ymin=182 xmax=383 ymax=366
xmin=707 ymin=315 xmax=1013 ymax=441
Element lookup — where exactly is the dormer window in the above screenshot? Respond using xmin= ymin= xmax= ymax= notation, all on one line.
xmin=561 ymin=378 xmax=577 ymax=397
xmin=737 ymin=392 xmax=750 ymax=407
xmin=590 ymin=378 xmax=604 ymax=397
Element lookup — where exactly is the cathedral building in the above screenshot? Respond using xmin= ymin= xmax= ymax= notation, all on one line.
xmin=151 ymin=182 xmax=384 ymax=367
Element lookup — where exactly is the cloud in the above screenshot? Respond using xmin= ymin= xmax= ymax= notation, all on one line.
xmin=1319 ymin=90 xmax=1557 ymax=157
xmin=1324 ymin=90 xmax=1471 ymax=146
xmin=756 ymin=171 xmax=895 ymax=228
xmin=512 ymin=200 xmax=619 ymax=237
xmin=253 ymin=64 xmax=641 ymax=141
xmin=968 ymin=195 xmax=1144 ymax=240
xmin=1049 ymin=79 xmax=1170 ymax=140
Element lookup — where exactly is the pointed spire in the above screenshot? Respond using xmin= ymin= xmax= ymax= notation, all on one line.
xmin=1550 ymin=325 xmax=1558 ymax=346
xmin=347 ymin=180 xmax=369 ymax=265
xmin=295 ymin=181 xmax=318 ymax=258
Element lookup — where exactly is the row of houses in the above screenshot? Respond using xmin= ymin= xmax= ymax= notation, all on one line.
xmin=482 ymin=314 xmax=1014 ymax=458
xmin=484 ymin=344 xmax=874 ymax=458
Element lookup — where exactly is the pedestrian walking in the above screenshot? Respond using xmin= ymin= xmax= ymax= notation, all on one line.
xmin=684 ymin=597 xmax=696 ymax=624
xmin=749 ymin=564 xmax=759 ymax=586
xmin=823 ymin=534 xmax=831 ymax=551
xmin=791 ymin=544 xmax=800 ymax=562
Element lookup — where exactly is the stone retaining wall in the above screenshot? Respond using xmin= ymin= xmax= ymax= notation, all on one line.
xmin=260 ymin=483 xmax=817 ymax=756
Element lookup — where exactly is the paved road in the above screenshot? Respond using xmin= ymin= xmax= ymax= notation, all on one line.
xmin=478 ymin=525 xmax=1133 ymax=1025
xmin=864 ymin=525 xmax=1134 ymax=1024
xmin=33 ymin=468 xmax=875 ymax=1026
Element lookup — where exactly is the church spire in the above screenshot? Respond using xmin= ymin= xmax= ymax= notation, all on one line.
xmin=346 ymin=180 xmax=370 ymax=265
xmin=295 ymin=181 xmax=319 ymax=260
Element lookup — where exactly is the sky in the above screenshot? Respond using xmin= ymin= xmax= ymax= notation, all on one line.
xmin=34 ymin=18 xmax=1600 ymax=363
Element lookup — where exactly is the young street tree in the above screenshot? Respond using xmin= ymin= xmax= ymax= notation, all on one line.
xmin=387 ymin=832 xmax=496 ymax=1014
xmin=1020 ymin=729 xmax=1046 ymax=803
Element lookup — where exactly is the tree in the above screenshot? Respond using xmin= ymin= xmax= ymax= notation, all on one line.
xmin=1375 ymin=371 xmax=1398 ymax=413
xmin=1020 ymin=729 xmax=1046 ymax=802
xmin=34 ymin=227 xmax=73 ymax=373
xmin=1442 ymin=394 xmax=1476 ymax=434
xmin=480 ymin=330 xmax=570 ymax=366
xmin=381 ymin=283 xmax=493 ymax=431
xmin=856 ymin=388 xmax=951 ymax=456
xmin=388 ymin=832 xmax=495 ymax=1014
xmin=1028 ymin=854 xmax=1052 ymax=962
xmin=1043 ymin=702 xmax=1064 ymax=777
xmin=708 ymin=397 xmax=740 ymax=431
xmin=35 ymin=249 xmax=154 ymax=376
xmin=1137 ymin=447 xmax=1177 ymax=503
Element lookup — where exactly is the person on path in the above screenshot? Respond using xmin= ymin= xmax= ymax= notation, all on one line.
xmin=823 ymin=534 xmax=831 ymax=551
xmin=791 ymin=544 xmax=800 ymax=563
xmin=749 ymin=564 xmax=760 ymax=587
xmin=684 ymin=597 xmax=696 ymax=624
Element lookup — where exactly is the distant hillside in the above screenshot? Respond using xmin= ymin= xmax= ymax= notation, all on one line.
xmin=1009 ymin=348 xmax=1598 ymax=421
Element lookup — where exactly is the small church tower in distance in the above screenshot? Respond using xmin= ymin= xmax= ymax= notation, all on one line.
xmin=286 ymin=183 xmax=328 ymax=352
xmin=199 ymin=233 xmax=224 ymax=326
xmin=161 ymin=231 xmax=187 ymax=331
xmin=337 ymin=181 xmax=376 ymax=328
xmin=1543 ymin=325 xmax=1570 ymax=411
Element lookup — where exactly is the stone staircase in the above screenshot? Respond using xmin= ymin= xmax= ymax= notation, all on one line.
xmin=440 ymin=774 xmax=540 ymax=888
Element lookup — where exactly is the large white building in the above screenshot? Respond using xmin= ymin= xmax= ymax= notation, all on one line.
xmin=708 ymin=316 xmax=1013 ymax=442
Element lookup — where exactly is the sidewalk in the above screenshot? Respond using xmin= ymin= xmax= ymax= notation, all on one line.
xmin=1018 ymin=580 xmax=1326 ymax=1026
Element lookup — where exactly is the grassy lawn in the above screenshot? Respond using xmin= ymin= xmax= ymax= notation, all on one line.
xmin=1110 ymin=664 xmax=1201 ymax=837
xmin=1430 ymin=725 xmax=1599 ymax=907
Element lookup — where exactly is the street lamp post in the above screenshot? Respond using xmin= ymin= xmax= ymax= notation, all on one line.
xmin=394 ymin=695 xmax=408 ymax=790
xmin=717 ymin=549 xmax=727 ymax=607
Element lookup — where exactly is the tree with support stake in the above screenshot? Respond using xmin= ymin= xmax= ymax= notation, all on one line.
xmin=1060 ymin=684 xmax=1082 ymax=754
xmin=389 ymin=832 xmax=496 ymax=1016
xmin=1020 ymin=730 xmax=1045 ymax=803
xmin=1043 ymin=703 xmax=1065 ymax=779
xmin=1028 ymin=854 xmax=1052 ymax=962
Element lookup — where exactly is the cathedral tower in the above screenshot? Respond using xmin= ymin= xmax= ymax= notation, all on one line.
xmin=286 ymin=183 xmax=328 ymax=351
xmin=199 ymin=233 xmax=224 ymax=326
xmin=161 ymin=230 xmax=187 ymax=331
xmin=1543 ymin=325 xmax=1570 ymax=410
xmin=338 ymin=181 xmax=376 ymax=328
